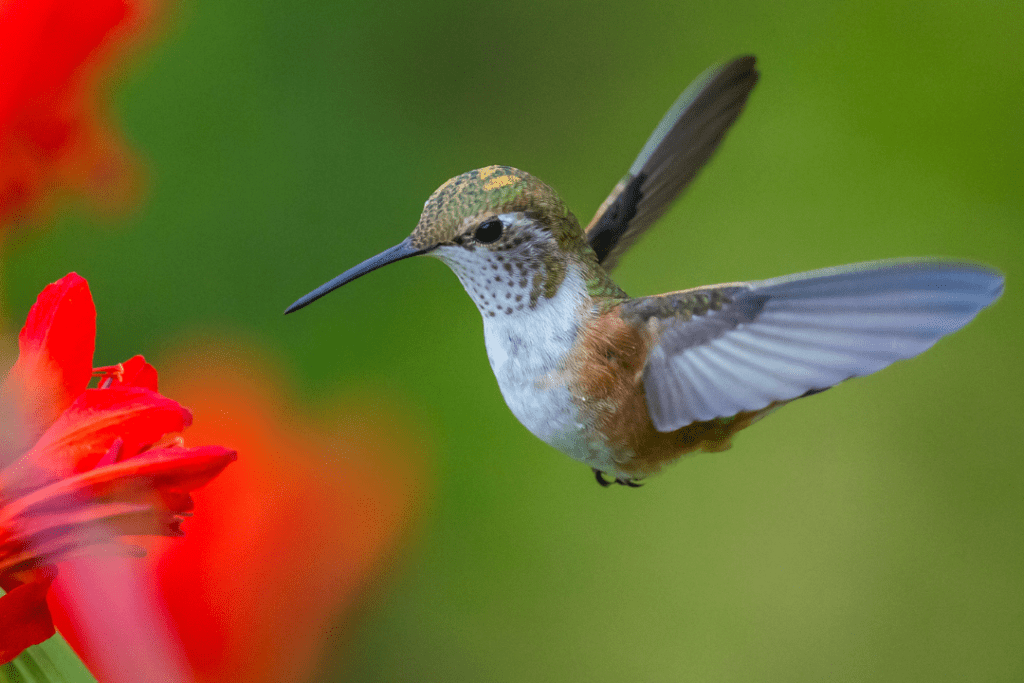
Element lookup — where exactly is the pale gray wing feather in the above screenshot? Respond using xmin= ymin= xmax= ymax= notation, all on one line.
xmin=633 ymin=260 xmax=1004 ymax=432
xmin=586 ymin=56 xmax=759 ymax=270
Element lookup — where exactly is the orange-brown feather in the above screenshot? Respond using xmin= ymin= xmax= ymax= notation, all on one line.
xmin=566 ymin=305 xmax=784 ymax=478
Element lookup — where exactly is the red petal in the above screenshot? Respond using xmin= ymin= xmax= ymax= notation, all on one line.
xmin=0 ymin=0 xmax=141 ymax=226
xmin=0 ymin=0 xmax=51 ymax=131
xmin=9 ymin=446 xmax=236 ymax=520
xmin=2 ymin=273 xmax=95 ymax=445
xmin=0 ymin=446 xmax=234 ymax=575
xmin=2 ymin=387 xmax=192 ymax=494
xmin=48 ymin=557 xmax=193 ymax=681
xmin=0 ymin=572 xmax=56 ymax=665
xmin=0 ymin=2 xmax=127 ymax=131
xmin=0 ymin=502 xmax=155 ymax=576
xmin=112 ymin=355 xmax=159 ymax=391
xmin=148 ymin=351 xmax=425 ymax=683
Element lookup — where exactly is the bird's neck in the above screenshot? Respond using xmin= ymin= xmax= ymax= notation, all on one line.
xmin=575 ymin=245 xmax=628 ymax=307
xmin=481 ymin=260 xmax=591 ymax=378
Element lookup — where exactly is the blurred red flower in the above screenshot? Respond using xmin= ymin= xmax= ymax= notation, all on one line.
xmin=0 ymin=273 xmax=235 ymax=665
xmin=0 ymin=0 xmax=157 ymax=231
xmin=51 ymin=345 xmax=430 ymax=682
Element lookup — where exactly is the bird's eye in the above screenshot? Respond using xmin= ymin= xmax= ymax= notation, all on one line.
xmin=474 ymin=218 xmax=503 ymax=244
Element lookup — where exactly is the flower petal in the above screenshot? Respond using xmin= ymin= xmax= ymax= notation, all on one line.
xmin=0 ymin=0 xmax=142 ymax=227
xmin=0 ymin=1 xmax=127 ymax=128
xmin=10 ymin=445 xmax=237 ymax=519
xmin=48 ymin=557 xmax=193 ymax=682
xmin=47 ymin=345 xmax=429 ymax=683
xmin=114 ymin=355 xmax=159 ymax=391
xmin=149 ymin=349 xmax=426 ymax=683
xmin=1 ymin=387 xmax=193 ymax=495
xmin=0 ymin=504 xmax=151 ymax=577
xmin=0 ymin=445 xmax=235 ymax=576
xmin=2 ymin=273 xmax=95 ymax=449
xmin=0 ymin=570 xmax=56 ymax=665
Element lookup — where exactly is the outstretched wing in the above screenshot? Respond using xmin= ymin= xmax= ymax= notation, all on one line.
xmin=618 ymin=261 xmax=1004 ymax=432
xmin=585 ymin=56 xmax=759 ymax=271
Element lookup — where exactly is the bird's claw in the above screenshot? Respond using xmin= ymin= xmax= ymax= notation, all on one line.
xmin=592 ymin=468 xmax=643 ymax=488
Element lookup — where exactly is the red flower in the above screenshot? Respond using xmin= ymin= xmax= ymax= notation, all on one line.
xmin=0 ymin=273 xmax=235 ymax=665
xmin=0 ymin=0 xmax=155 ymax=230
xmin=52 ymin=346 xmax=430 ymax=682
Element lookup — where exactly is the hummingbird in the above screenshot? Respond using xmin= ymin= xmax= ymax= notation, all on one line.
xmin=286 ymin=56 xmax=1004 ymax=487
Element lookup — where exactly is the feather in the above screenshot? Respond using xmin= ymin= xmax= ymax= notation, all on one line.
xmin=585 ymin=56 xmax=759 ymax=270
xmin=625 ymin=260 xmax=1004 ymax=432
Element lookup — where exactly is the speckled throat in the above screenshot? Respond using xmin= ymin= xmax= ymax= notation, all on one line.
xmin=431 ymin=213 xmax=571 ymax=316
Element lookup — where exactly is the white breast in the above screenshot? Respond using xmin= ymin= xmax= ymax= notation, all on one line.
xmin=482 ymin=265 xmax=582 ymax=431
xmin=480 ymin=265 xmax=620 ymax=470
xmin=432 ymin=243 xmax=622 ymax=470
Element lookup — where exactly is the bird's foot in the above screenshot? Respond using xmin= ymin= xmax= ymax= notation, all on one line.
xmin=592 ymin=468 xmax=643 ymax=488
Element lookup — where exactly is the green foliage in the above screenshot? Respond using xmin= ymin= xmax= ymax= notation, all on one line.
xmin=1 ymin=635 xmax=96 ymax=683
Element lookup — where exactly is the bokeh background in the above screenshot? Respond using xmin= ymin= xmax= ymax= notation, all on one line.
xmin=3 ymin=0 xmax=1022 ymax=681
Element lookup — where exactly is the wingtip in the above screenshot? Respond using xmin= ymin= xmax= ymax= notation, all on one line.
xmin=721 ymin=54 xmax=759 ymax=83
xmin=987 ymin=269 xmax=1006 ymax=303
xmin=732 ymin=54 xmax=758 ymax=71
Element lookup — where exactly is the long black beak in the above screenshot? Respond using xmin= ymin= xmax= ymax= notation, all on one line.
xmin=285 ymin=238 xmax=426 ymax=314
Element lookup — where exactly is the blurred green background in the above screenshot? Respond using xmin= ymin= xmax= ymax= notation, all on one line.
xmin=3 ymin=0 xmax=1022 ymax=680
